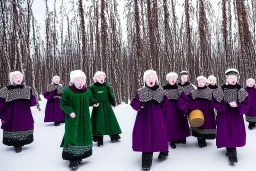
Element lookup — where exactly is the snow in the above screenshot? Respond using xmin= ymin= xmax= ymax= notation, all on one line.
xmin=1 ymin=96 xmax=256 ymax=171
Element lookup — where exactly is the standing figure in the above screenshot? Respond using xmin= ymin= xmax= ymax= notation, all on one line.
xmin=245 ymin=78 xmax=256 ymax=130
xmin=44 ymin=76 xmax=65 ymax=126
xmin=208 ymin=75 xmax=219 ymax=90
xmin=60 ymin=70 xmax=98 ymax=169
xmin=130 ymin=70 xmax=169 ymax=171
xmin=163 ymin=72 xmax=190 ymax=149
xmin=180 ymin=76 xmax=216 ymax=148
xmin=178 ymin=71 xmax=195 ymax=95
xmin=89 ymin=71 xmax=122 ymax=147
xmin=212 ymin=68 xmax=250 ymax=164
xmin=0 ymin=71 xmax=37 ymax=153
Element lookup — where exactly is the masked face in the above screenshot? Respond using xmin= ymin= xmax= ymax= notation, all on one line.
xmin=247 ymin=80 xmax=255 ymax=88
xmin=145 ymin=74 xmax=157 ymax=87
xmin=73 ymin=77 xmax=85 ymax=89
xmin=197 ymin=79 xmax=206 ymax=87
xmin=168 ymin=76 xmax=177 ymax=85
xmin=181 ymin=75 xmax=188 ymax=83
xmin=208 ymin=78 xmax=216 ymax=86
xmin=227 ymin=75 xmax=238 ymax=85
xmin=13 ymin=74 xmax=23 ymax=85
xmin=53 ymin=78 xmax=60 ymax=84
xmin=96 ymin=74 xmax=105 ymax=84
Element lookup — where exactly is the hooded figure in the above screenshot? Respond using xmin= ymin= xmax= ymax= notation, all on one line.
xmin=89 ymin=71 xmax=122 ymax=147
xmin=130 ymin=70 xmax=169 ymax=171
xmin=60 ymin=70 xmax=98 ymax=169
xmin=44 ymin=75 xmax=65 ymax=126
xmin=0 ymin=71 xmax=37 ymax=153
xmin=212 ymin=68 xmax=250 ymax=164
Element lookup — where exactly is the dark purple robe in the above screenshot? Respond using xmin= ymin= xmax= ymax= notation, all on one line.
xmin=212 ymin=84 xmax=250 ymax=148
xmin=245 ymin=87 xmax=256 ymax=122
xmin=44 ymin=90 xmax=65 ymax=122
xmin=179 ymin=86 xmax=216 ymax=139
xmin=130 ymin=89 xmax=169 ymax=152
xmin=0 ymin=85 xmax=37 ymax=146
xmin=163 ymin=84 xmax=190 ymax=142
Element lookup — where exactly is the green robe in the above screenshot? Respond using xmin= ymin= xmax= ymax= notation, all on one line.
xmin=60 ymin=86 xmax=98 ymax=160
xmin=89 ymin=83 xmax=122 ymax=136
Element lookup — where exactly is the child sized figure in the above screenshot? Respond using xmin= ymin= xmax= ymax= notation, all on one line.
xmin=60 ymin=70 xmax=98 ymax=169
xmin=208 ymin=75 xmax=219 ymax=90
xmin=0 ymin=71 xmax=37 ymax=153
xmin=212 ymin=68 xmax=250 ymax=164
xmin=44 ymin=76 xmax=65 ymax=126
xmin=130 ymin=70 xmax=169 ymax=171
xmin=245 ymin=78 xmax=256 ymax=130
xmin=89 ymin=71 xmax=122 ymax=147
xmin=163 ymin=72 xmax=190 ymax=149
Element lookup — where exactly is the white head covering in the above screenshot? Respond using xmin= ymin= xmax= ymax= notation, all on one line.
xmin=70 ymin=70 xmax=86 ymax=83
xmin=196 ymin=76 xmax=208 ymax=83
xmin=143 ymin=70 xmax=158 ymax=86
xmin=246 ymin=78 xmax=255 ymax=85
xmin=166 ymin=72 xmax=178 ymax=81
xmin=9 ymin=71 xmax=23 ymax=85
xmin=52 ymin=75 xmax=60 ymax=84
xmin=93 ymin=71 xmax=106 ymax=83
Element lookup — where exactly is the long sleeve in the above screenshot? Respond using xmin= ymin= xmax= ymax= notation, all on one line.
xmin=179 ymin=92 xmax=190 ymax=111
xmin=88 ymin=86 xmax=99 ymax=106
xmin=212 ymin=97 xmax=227 ymax=113
xmin=61 ymin=88 xmax=74 ymax=116
xmin=30 ymin=96 xmax=37 ymax=107
xmin=238 ymin=96 xmax=251 ymax=115
xmin=43 ymin=90 xmax=57 ymax=100
xmin=107 ymin=85 xmax=116 ymax=106
xmin=0 ymin=97 xmax=8 ymax=119
xmin=130 ymin=94 xmax=141 ymax=111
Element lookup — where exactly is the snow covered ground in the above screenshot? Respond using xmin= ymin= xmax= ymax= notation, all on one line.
xmin=1 ymin=96 xmax=256 ymax=171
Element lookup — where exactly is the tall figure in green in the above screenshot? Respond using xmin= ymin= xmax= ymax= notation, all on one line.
xmin=60 ymin=70 xmax=98 ymax=169
xmin=89 ymin=71 xmax=122 ymax=147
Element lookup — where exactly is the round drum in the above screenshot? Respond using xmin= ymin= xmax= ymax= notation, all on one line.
xmin=189 ymin=109 xmax=204 ymax=127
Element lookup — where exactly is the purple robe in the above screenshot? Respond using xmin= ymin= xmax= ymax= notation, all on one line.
xmin=212 ymin=97 xmax=250 ymax=148
xmin=44 ymin=90 xmax=65 ymax=122
xmin=130 ymin=94 xmax=169 ymax=152
xmin=179 ymin=88 xmax=216 ymax=139
xmin=245 ymin=87 xmax=256 ymax=122
xmin=163 ymin=88 xmax=190 ymax=142
xmin=0 ymin=97 xmax=36 ymax=132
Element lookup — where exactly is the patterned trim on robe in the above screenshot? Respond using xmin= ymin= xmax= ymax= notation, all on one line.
xmin=0 ymin=86 xmax=37 ymax=102
xmin=138 ymin=87 xmax=164 ymax=103
xmin=223 ymin=88 xmax=248 ymax=103
xmin=191 ymin=87 xmax=213 ymax=101
xmin=245 ymin=116 xmax=256 ymax=122
xmin=181 ymin=84 xmax=195 ymax=95
xmin=212 ymin=87 xmax=224 ymax=102
xmin=3 ymin=130 xmax=34 ymax=146
xmin=63 ymin=144 xmax=93 ymax=156
xmin=46 ymin=84 xmax=64 ymax=94
xmin=164 ymin=86 xmax=183 ymax=100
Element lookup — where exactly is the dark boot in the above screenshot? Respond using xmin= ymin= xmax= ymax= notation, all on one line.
xmin=110 ymin=134 xmax=121 ymax=142
xmin=69 ymin=160 xmax=79 ymax=169
xmin=78 ymin=160 xmax=83 ymax=164
xmin=248 ymin=122 xmax=255 ymax=130
xmin=142 ymin=152 xmax=153 ymax=171
xmin=54 ymin=122 xmax=60 ymax=126
xmin=170 ymin=142 xmax=176 ymax=149
xmin=197 ymin=138 xmax=207 ymax=148
xmin=158 ymin=151 xmax=169 ymax=160
xmin=227 ymin=148 xmax=238 ymax=164
xmin=97 ymin=136 xmax=103 ymax=147
xmin=93 ymin=136 xmax=98 ymax=142
xmin=14 ymin=146 xmax=22 ymax=153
